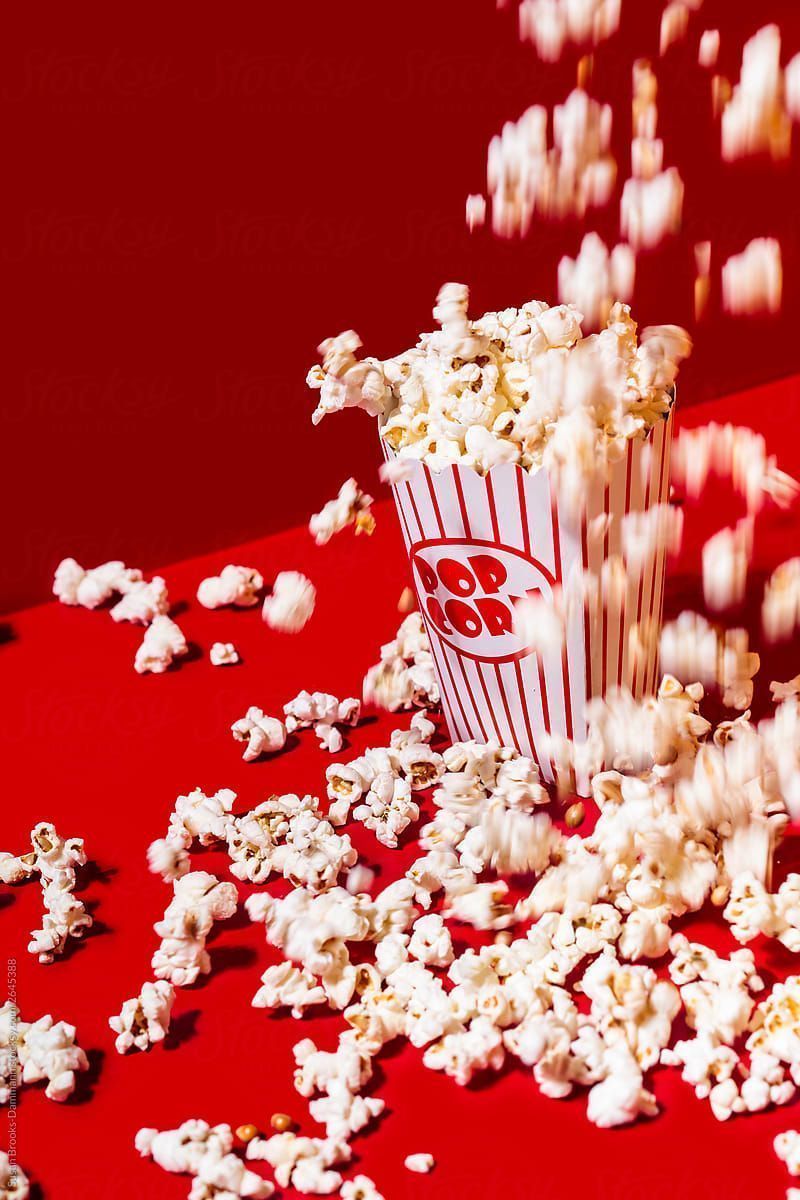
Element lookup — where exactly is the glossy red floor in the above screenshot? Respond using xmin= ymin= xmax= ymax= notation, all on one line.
xmin=3 ymin=375 xmax=800 ymax=1198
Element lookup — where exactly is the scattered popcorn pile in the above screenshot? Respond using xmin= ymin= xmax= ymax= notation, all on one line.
xmin=516 ymin=0 xmax=621 ymax=61
xmin=0 ymin=822 xmax=92 ymax=964
xmin=310 ymin=480 xmax=375 ymax=545
xmin=362 ymin=613 xmax=439 ymax=713
xmin=136 ymin=1119 xmax=274 ymax=1200
xmin=230 ymin=691 xmax=361 ymax=761
xmin=152 ymin=871 xmax=239 ymax=987
xmin=0 ymin=1002 xmax=88 ymax=1103
xmin=308 ymin=284 xmax=690 ymax=510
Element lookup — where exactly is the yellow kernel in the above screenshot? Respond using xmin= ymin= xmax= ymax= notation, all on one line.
xmin=565 ymin=802 xmax=586 ymax=829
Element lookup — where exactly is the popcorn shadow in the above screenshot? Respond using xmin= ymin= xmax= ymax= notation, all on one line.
xmin=163 ymin=1008 xmax=201 ymax=1050
xmin=198 ymin=943 xmax=258 ymax=982
xmin=169 ymin=600 xmax=191 ymax=619
xmin=0 ymin=622 xmax=15 ymax=645
xmin=222 ymin=904 xmax=256 ymax=933
xmin=182 ymin=642 xmax=205 ymax=666
xmin=81 ymin=861 xmax=118 ymax=887
xmin=28 ymin=1183 xmax=44 ymax=1200
xmin=70 ymin=1047 xmax=104 ymax=1105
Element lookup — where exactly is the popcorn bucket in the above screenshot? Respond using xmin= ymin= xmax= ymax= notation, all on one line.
xmin=382 ymin=407 xmax=674 ymax=787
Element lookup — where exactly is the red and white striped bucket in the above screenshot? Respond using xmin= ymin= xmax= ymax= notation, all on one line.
xmin=383 ymin=408 xmax=674 ymax=785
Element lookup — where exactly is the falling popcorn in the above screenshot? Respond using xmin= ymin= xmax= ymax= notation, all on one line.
xmin=465 ymin=194 xmax=486 ymax=231
xmin=659 ymin=2 xmax=690 ymax=56
xmin=484 ymin=88 xmax=616 ymax=237
xmin=516 ymin=0 xmax=621 ymax=61
xmin=721 ymin=238 xmax=782 ymax=316
xmin=698 ymin=29 xmax=720 ymax=68
xmin=721 ymin=25 xmax=791 ymax=162
xmin=262 ymin=571 xmax=316 ymax=633
xmin=762 ymin=559 xmax=800 ymax=642
xmin=558 ymin=232 xmax=635 ymax=331
xmin=309 ymin=479 xmax=375 ymax=545
xmin=621 ymin=166 xmax=684 ymax=249
xmin=702 ymin=519 xmax=752 ymax=612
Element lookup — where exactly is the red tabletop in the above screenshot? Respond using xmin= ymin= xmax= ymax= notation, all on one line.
xmin=3 ymin=373 xmax=800 ymax=1199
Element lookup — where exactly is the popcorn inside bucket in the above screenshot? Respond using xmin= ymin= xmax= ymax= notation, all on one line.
xmin=383 ymin=407 xmax=674 ymax=785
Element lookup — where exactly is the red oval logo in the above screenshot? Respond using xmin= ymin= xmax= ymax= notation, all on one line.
xmin=410 ymin=538 xmax=555 ymax=663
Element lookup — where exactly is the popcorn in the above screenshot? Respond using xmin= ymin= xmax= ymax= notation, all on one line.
xmin=763 ymin=559 xmax=800 ymax=642
xmin=422 ymin=1017 xmax=505 ymax=1086
xmin=702 ymin=519 xmax=752 ymax=611
xmin=4 ymin=1006 xmax=89 ymax=1102
xmin=152 ymin=872 xmax=238 ymax=987
xmin=147 ymin=837 xmax=190 ymax=882
xmin=307 ymin=330 xmax=388 ymax=425
xmin=197 ymin=565 xmax=264 ymax=609
xmin=659 ymin=2 xmax=689 ymax=55
xmin=672 ymin=421 xmax=799 ymax=513
xmin=210 ymin=641 xmax=240 ymax=666
xmin=776 ymin=1131 xmax=800 ymax=1177
xmin=340 ymin=1177 xmax=385 ymax=1200
xmin=136 ymin=1120 xmax=274 ymax=1199
xmin=262 ymin=571 xmax=316 ymax=633
xmin=246 ymin=1132 xmax=350 ymax=1194
xmin=771 ymin=676 xmax=800 ymax=703
xmin=363 ymin=613 xmax=439 ymax=712
xmin=408 ymin=914 xmax=454 ymax=968
xmin=53 ymin=557 xmax=142 ymax=608
xmin=0 ymin=1151 xmax=29 ymax=1200
xmin=517 ymin=0 xmax=621 ymax=61
xmin=109 ymin=981 xmax=175 ymax=1053
xmin=558 ymin=233 xmax=635 ymax=331
xmin=110 ymin=576 xmax=169 ymax=624
xmin=620 ymin=167 xmax=684 ymax=249
xmin=404 ymin=1154 xmax=434 ymax=1174
xmin=252 ymin=963 xmax=326 ymax=1017
xmin=485 ymin=89 xmax=616 ymax=236
xmin=134 ymin=615 xmax=188 ymax=674
xmin=1 ymin=822 xmax=92 ymax=964
xmin=579 ymin=955 xmax=680 ymax=1070
xmin=167 ymin=786 xmax=237 ymax=850
xmin=353 ymin=775 xmax=420 ymax=849
xmin=585 ymin=1047 xmax=658 ymax=1128
xmin=722 ymin=238 xmax=782 ymax=316
xmin=721 ymin=26 xmax=791 ymax=162
xmin=231 ymin=707 xmax=287 ymax=761
xmin=309 ymin=479 xmax=374 ymax=545
xmin=284 ymin=691 xmax=361 ymax=749
xmin=314 ymin=286 xmax=687 ymax=518
xmin=465 ymin=194 xmax=486 ymax=231
xmin=699 ymin=29 xmax=720 ymax=67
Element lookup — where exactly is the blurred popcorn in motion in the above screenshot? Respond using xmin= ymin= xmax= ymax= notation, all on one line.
xmin=558 ymin=233 xmax=635 ymax=330
xmin=672 ymin=422 xmax=799 ymax=514
xmin=485 ymin=88 xmax=616 ymax=236
xmin=309 ymin=479 xmax=375 ymax=545
xmin=721 ymin=239 xmax=783 ymax=316
xmin=262 ymin=571 xmax=316 ymax=633
xmin=698 ymin=29 xmax=720 ymax=68
xmin=466 ymin=194 xmax=486 ymax=231
xmin=721 ymin=25 xmax=791 ymax=162
xmin=763 ymin=559 xmax=800 ymax=642
xmin=517 ymin=0 xmax=621 ymax=61
xmin=702 ymin=519 xmax=753 ymax=612
xmin=659 ymin=2 xmax=690 ymax=57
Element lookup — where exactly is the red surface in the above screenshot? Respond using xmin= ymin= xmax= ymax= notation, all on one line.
xmin=6 ymin=0 xmax=800 ymax=611
xmin=3 ymin=378 xmax=800 ymax=1198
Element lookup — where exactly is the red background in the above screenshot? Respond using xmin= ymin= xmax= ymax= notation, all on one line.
xmin=5 ymin=0 xmax=800 ymax=613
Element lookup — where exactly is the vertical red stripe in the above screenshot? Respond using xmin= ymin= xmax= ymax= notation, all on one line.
xmin=616 ymin=441 xmax=633 ymax=689
xmin=550 ymin=496 xmax=574 ymax=740
xmin=601 ymin=484 xmax=610 ymax=699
